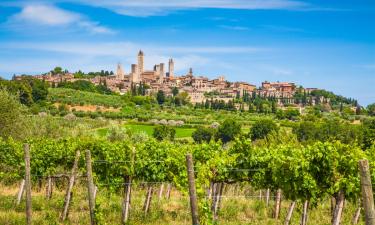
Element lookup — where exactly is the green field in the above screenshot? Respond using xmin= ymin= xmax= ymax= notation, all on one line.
xmin=97 ymin=124 xmax=196 ymax=139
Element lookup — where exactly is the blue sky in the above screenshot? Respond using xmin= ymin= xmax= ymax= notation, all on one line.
xmin=0 ymin=0 xmax=374 ymax=105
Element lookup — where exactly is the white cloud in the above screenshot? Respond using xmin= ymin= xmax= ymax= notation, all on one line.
xmin=12 ymin=5 xmax=80 ymax=25
xmin=4 ymin=0 xmax=309 ymax=17
xmin=8 ymin=4 xmax=114 ymax=34
xmin=2 ymin=41 xmax=267 ymax=56
xmin=0 ymin=41 xmax=268 ymax=74
xmin=81 ymin=0 xmax=309 ymax=16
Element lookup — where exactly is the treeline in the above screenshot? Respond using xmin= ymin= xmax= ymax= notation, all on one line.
xmin=191 ymin=116 xmax=375 ymax=150
xmin=0 ymin=76 xmax=48 ymax=106
xmin=56 ymin=80 xmax=112 ymax=94
xmin=47 ymin=67 xmax=114 ymax=78
xmin=73 ymin=69 xmax=114 ymax=78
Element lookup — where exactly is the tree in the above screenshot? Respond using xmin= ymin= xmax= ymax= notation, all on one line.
xmin=175 ymin=91 xmax=190 ymax=106
xmin=21 ymin=77 xmax=49 ymax=102
xmin=271 ymin=101 xmax=277 ymax=113
xmin=276 ymin=108 xmax=300 ymax=120
xmin=216 ymin=119 xmax=241 ymax=143
xmin=293 ymin=120 xmax=319 ymax=143
xmin=362 ymin=119 xmax=375 ymax=149
xmin=0 ymin=89 xmax=27 ymax=139
xmin=52 ymin=66 xmax=63 ymax=75
xmin=367 ymin=103 xmax=375 ymax=116
xmin=249 ymin=119 xmax=279 ymax=141
xmin=192 ymin=126 xmax=215 ymax=143
xmin=153 ymin=125 xmax=176 ymax=141
xmin=156 ymin=90 xmax=165 ymax=105
xmin=172 ymin=87 xmax=179 ymax=97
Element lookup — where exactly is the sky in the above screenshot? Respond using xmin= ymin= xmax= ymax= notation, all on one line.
xmin=0 ymin=0 xmax=374 ymax=105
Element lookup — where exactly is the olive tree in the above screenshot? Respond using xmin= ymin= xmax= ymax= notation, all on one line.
xmin=0 ymin=89 xmax=27 ymax=139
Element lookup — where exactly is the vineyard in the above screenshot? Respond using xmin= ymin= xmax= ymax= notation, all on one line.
xmin=1 ymin=137 xmax=375 ymax=225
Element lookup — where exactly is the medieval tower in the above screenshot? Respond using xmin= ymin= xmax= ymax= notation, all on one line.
xmin=116 ymin=63 xmax=125 ymax=80
xmin=159 ymin=63 xmax=165 ymax=84
xmin=138 ymin=50 xmax=144 ymax=76
xmin=168 ymin=58 xmax=174 ymax=79
xmin=131 ymin=64 xmax=140 ymax=83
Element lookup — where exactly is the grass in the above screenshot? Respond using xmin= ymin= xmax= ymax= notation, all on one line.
xmin=0 ymin=183 xmax=364 ymax=225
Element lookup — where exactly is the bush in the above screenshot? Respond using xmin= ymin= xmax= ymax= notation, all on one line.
xmin=153 ymin=125 xmax=176 ymax=141
xmin=249 ymin=119 xmax=279 ymax=141
xmin=192 ymin=126 xmax=215 ymax=143
xmin=216 ymin=119 xmax=241 ymax=143
xmin=276 ymin=108 xmax=300 ymax=120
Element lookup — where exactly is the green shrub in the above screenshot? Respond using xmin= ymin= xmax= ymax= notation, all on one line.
xmin=216 ymin=119 xmax=241 ymax=143
xmin=153 ymin=125 xmax=176 ymax=141
xmin=249 ymin=119 xmax=279 ymax=141
xmin=192 ymin=126 xmax=215 ymax=143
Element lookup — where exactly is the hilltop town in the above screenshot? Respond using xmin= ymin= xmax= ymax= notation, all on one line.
xmin=17 ymin=50 xmax=332 ymax=107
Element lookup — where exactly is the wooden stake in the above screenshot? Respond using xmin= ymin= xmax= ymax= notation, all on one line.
xmin=45 ymin=176 xmax=52 ymax=199
xmin=85 ymin=150 xmax=96 ymax=225
xmin=61 ymin=150 xmax=80 ymax=221
xmin=122 ymin=176 xmax=132 ymax=224
xmin=284 ymin=201 xmax=296 ymax=225
xmin=332 ymin=190 xmax=345 ymax=225
xmin=16 ymin=179 xmax=25 ymax=205
xmin=300 ymin=200 xmax=309 ymax=225
xmin=143 ymin=185 xmax=153 ymax=214
xmin=186 ymin=154 xmax=199 ymax=225
xmin=211 ymin=182 xmax=218 ymax=214
xmin=166 ymin=183 xmax=172 ymax=200
xmin=274 ymin=189 xmax=282 ymax=219
xmin=352 ymin=205 xmax=361 ymax=224
xmin=158 ymin=183 xmax=164 ymax=200
xmin=359 ymin=160 xmax=375 ymax=225
xmin=93 ymin=186 xmax=98 ymax=202
xmin=24 ymin=144 xmax=32 ymax=225
xmin=331 ymin=196 xmax=336 ymax=224
xmin=215 ymin=182 xmax=224 ymax=220
xmin=266 ymin=188 xmax=270 ymax=206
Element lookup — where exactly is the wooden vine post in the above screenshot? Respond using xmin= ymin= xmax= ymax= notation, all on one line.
xmin=24 ymin=143 xmax=32 ymax=225
xmin=284 ymin=201 xmax=296 ymax=225
xmin=166 ymin=183 xmax=172 ymax=199
xmin=274 ymin=189 xmax=282 ymax=219
xmin=60 ymin=150 xmax=81 ymax=221
xmin=122 ymin=146 xmax=135 ymax=224
xmin=332 ymin=190 xmax=345 ymax=225
xmin=122 ymin=176 xmax=132 ymax=224
xmin=85 ymin=150 xmax=96 ymax=225
xmin=143 ymin=186 xmax=153 ymax=214
xmin=266 ymin=188 xmax=270 ymax=206
xmin=186 ymin=153 xmax=199 ymax=225
xmin=359 ymin=160 xmax=375 ymax=225
xmin=16 ymin=179 xmax=25 ymax=205
xmin=45 ymin=176 xmax=53 ymax=199
xmin=300 ymin=200 xmax=309 ymax=225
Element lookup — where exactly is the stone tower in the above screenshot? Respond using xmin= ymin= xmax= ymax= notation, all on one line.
xmin=138 ymin=50 xmax=144 ymax=76
xmin=116 ymin=63 xmax=125 ymax=80
xmin=131 ymin=64 xmax=139 ymax=83
xmin=168 ymin=58 xmax=174 ymax=79
xmin=159 ymin=63 xmax=165 ymax=84
xmin=188 ymin=68 xmax=193 ymax=76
